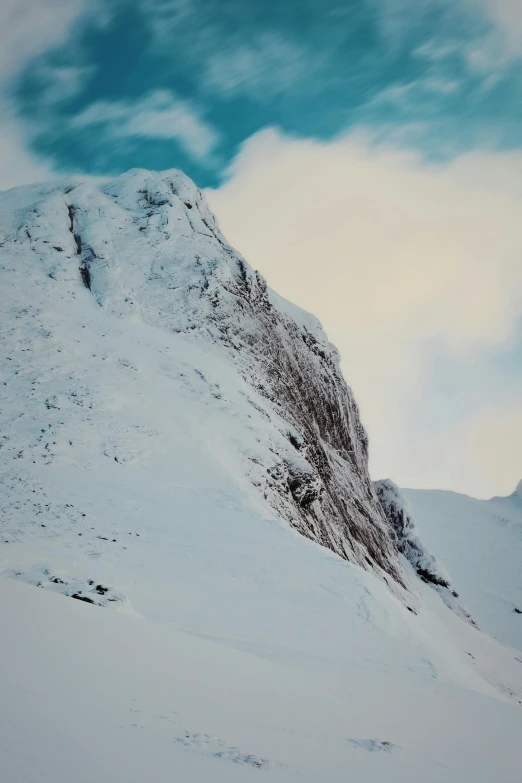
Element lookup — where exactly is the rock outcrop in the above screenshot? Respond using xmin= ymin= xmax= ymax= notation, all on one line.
xmin=375 ymin=479 xmax=476 ymax=622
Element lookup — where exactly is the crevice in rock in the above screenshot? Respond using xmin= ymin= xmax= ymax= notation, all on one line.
xmin=80 ymin=265 xmax=91 ymax=290
xmin=71 ymin=593 xmax=96 ymax=605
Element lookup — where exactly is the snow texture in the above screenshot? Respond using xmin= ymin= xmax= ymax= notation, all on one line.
xmin=1 ymin=573 xmax=522 ymax=783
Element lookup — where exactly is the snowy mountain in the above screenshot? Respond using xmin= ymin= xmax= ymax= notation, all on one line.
xmin=405 ymin=482 xmax=522 ymax=651
xmin=0 ymin=168 xmax=404 ymax=592
xmin=1 ymin=169 xmax=521 ymax=782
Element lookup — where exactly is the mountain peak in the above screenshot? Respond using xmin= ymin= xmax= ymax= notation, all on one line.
xmin=0 ymin=167 xmax=407 ymax=594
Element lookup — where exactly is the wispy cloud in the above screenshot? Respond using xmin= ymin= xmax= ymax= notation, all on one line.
xmin=71 ymin=90 xmax=220 ymax=162
xmin=0 ymin=0 xmax=98 ymax=80
xmin=469 ymin=0 xmax=522 ymax=59
xmin=203 ymin=33 xmax=314 ymax=100
xmin=370 ymin=77 xmax=462 ymax=109
xmin=38 ymin=65 xmax=95 ymax=105
xmin=422 ymin=77 xmax=461 ymax=94
xmin=372 ymin=0 xmax=522 ymax=80
xmin=0 ymin=0 xmax=98 ymax=189
xmin=0 ymin=102 xmax=54 ymax=189
xmin=413 ymin=38 xmax=460 ymax=62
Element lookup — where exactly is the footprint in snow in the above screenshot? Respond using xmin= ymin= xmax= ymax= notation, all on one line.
xmin=173 ymin=731 xmax=279 ymax=770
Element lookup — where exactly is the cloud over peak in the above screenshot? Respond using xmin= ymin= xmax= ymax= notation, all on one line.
xmin=71 ymin=90 xmax=220 ymax=162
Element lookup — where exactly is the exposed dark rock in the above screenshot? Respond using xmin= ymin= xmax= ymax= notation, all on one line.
xmin=80 ymin=265 xmax=91 ymax=290
xmin=374 ymin=479 xmax=449 ymax=587
xmin=71 ymin=593 xmax=96 ymax=605
xmin=287 ymin=431 xmax=302 ymax=451
xmin=417 ymin=567 xmax=450 ymax=589
xmin=375 ymin=479 xmax=476 ymax=625
xmin=287 ymin=465 xmax=322 ymax=508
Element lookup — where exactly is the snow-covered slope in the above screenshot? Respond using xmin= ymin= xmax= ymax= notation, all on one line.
xmin=0 ymin=168 xmax=402 ymax=589
xmin=2 ymin=576 xmax=522 ymax=783
xmin=405 ymin=483 xmax=522 ymax=651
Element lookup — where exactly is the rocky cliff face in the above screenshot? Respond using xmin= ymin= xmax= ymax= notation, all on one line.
xmin=0 ymin=168 xmax=405 ymax=590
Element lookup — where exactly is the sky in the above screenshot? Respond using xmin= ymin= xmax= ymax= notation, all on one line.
xmin=2 ymin=0 xmax=522 ymax=498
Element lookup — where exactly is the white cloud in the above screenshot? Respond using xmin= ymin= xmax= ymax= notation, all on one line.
xmin=203 ymin=33 xmax=312 ymax=100
xmin=469 ymin=0 xmax=522 ymax=59
xmin=141 ymin=0 xmax=196 ymax=45
xmin=0 ymin=0 xmax=93 ymax=80
xmin=72 ymin=90 xmax=220 ymax=162
xmin=39 ymin=65 xmax=95 ymax=105
xmin=0 ymin=0 xmax=97 ymax=191
xmin=366 ymin=0 xmax=433 ymax=50
xmin=413 ymin=39 xmax=459 ymax=61
xmin=0 ymin=105 xmax=54 ymax=190
xmin=367 ymin=76 xmax=462 ymax=114
xmin=207 ymin=128 xmax=522 ymax=498
xmin=378 ymin=0 xmax=522 ymax=76
xmin=461 ymin=403 xmax=522 ymax=496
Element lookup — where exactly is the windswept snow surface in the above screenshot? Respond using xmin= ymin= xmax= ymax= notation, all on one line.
xmin=2 ymin=575 xmax=522 ymax=783
xmin=1 ymin=169 xmax=522 ymax=780
xmin=405 ymin=485 xmax=522 ymax=651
